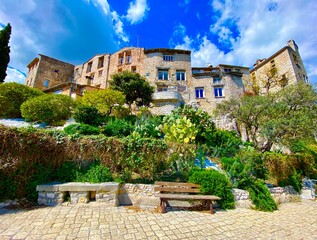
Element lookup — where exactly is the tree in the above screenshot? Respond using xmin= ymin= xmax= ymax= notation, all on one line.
xmin=248 ymin=66 xmax=289 ymax=95
xmin=21 ymin=94 xmax=76 ymax=126
xmin=0 ymin=82 xmax=44 ymax=118
xmin=79 ymin=89 xmax=125 ymax=116
xmin=215 ymin=83 xmax=317 ymax=152
xmin=0 ymin=23 xmax=11 ymax=83
xmin=109 ymin=71 xmax=155 ymax=110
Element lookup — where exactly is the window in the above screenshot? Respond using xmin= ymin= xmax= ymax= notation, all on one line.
xmin=195 ymin=87 xmax=204 ymax=98
xmin=176 ymin=71 xmax=186 ymax=81
xmin=98 ymin=57 xmax=104 ymax=68
xmin=213 ymin=77 xmax=222 ymax=84
xmin=98 ymin=70 xmax=103 ymax=77
xmin=87 ymin=62 xmax=92 ymax=73
xmin=53 ymin=89 xmax=63 ymax=94
xmin=43 ymin=79 xmax=50 ymax=88
xmin=91 ymin=74 xmax=94 ymax=84
xmin=293 ymin=54 xmax=298 ymax=64
xmin=224 ymin=68 xmax=231 ymax=73
xmin=126 ymin=55 xmax=132 ymax=64
xmin=158 ymin=70 xmax=168 ymax=80
xmin=131 ymin=66 xmax=137 ymax=73
xmin=163 ymin=55 xmax=173 ymax=61
xmin=118 ymin=54 xmax=124 ymax=65
xmin=214 ymin=87 xmax=224 ymax=98
xmin=158 ymin=87 xmax=168 ymax=92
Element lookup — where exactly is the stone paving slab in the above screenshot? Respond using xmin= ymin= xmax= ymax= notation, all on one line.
xmin=0 ymin=200 xmax=317 ymax=239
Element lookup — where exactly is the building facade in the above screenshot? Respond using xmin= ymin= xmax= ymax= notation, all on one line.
xmin=25 ymin=54 xmax=75 ymax=91
xmin=248 ymin=40 xmax=309 ymax=94
xmin=25 ymin=47 xmax=249 ymax=115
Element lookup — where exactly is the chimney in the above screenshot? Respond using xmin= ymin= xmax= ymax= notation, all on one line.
xmin=287 ymin=40 xmax=298 ymax=51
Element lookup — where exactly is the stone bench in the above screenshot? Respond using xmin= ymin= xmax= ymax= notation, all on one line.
xmin=36 ymin=182 xmax=119 ymax=206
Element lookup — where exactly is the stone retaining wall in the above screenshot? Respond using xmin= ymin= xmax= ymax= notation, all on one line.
xmin=2 ymin=181 xmax=313 ymax=209
xmin=36 ymin=182 xmax=119 ymax=206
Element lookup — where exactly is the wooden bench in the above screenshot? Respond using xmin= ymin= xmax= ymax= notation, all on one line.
xmin=154 ymin=181 xmax=221 ymax=214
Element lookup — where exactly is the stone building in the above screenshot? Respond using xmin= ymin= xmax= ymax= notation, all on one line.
xmin=190 ymin=64 xmax=249 ymax=113
xmin=248 ymin=40 xmax=309 ymax=94
xmin=25 ymin=48 xmax=248 ymax=115
xmin=25 ymin=54 xmax=74 ymax=91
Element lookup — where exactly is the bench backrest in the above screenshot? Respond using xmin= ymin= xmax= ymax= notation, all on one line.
xmin=154 ymin=181 xmax=200 ymax=194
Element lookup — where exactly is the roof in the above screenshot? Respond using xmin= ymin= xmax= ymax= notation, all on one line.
xmin=27 ymin=57 xmax=39 ymax=68
xmin=144 ymin=48 xmax=191 ymax=54
xmin=250 ymin=46 xmax=293 ymax=73
xmin=218 ymin=64 xmax=249 ymax=70
xmin=39 ymin=54 xmax=75 ymax=66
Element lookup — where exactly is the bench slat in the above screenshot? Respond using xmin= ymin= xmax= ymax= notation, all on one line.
xmin=154 ymin=181 xmax=199 ymax=188
xmin=154 ymin=187 xmax=200 ymax=193
xmin=155 ymin=193 xmax=221 ymax=201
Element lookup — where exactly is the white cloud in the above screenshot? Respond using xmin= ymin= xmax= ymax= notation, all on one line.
xmin=89 ymin=0 xmax=110 ymax=15
xmin=171 ymin=0 xmax=317 ymax=83
xmin=4 ymin=67 xmax=26 ymax=84
xmin=111 ymin=11 xmax=129 ymax=43
xmin=126 ymin=0 xmax=150 ymax=24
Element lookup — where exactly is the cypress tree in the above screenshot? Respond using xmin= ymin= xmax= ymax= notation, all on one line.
xmin=0 ymin=23 xmax=11 ymax=83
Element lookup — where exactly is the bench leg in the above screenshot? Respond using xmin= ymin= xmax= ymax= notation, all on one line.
xmin=160 ymin=198 xmax=167 ymax=213
xmin=209 ymin=200 xmax=214 ymax=214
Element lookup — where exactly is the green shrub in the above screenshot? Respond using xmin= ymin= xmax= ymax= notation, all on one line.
xmin=21 ymin=94 xmax=76 ymax=125
xmin=189 ymin=169 xmax=235 ymax=210
xmin=64 ymin=123 xmax=100 ymax=135
xmin=76 ymin=162 xmax=113 ymax=183
xmin=55 ymin=162 xmax=85 ymax=182
xmin=238 ymin=178 xmax=278 ymax=212
xmin=0 ymin=82 xmax=44 ymax=118
xmin=207 ymin=130 xmax=242 ymax=158
xmin=132 ymin=116 xmax=162 ymax=138
xmin=103 ymin=118 xmax=133 ymax=137
xmin=279 ymin=170 xmax=302 ymax=193
xmin=73 ymin=105 xmax=103 ymax=126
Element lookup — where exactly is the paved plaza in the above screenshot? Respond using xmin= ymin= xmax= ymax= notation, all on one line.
xmin=0 ymin=200 xmax=316 ymax=240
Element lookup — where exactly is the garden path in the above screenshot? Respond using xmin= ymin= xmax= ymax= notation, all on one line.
xmin=0 ymin=200 xmax=316 ymax=239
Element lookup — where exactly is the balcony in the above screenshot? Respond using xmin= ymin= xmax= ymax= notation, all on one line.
xmin=153 ymin=91 xmax=183 ymax=102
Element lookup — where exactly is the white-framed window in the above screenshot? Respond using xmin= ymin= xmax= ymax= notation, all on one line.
xmin=163 ymin=55 xmax=173 ymax=61
xmin=195 ymin=87 xmax=205 ymax=98
xmin=213 ymin=77 xmax=222 ymax=84
xmin=43 ymin=79 xmax=50 ymax=88
xmin=158 ymin=70 xmax=169 ymax=80
xmin=214 ymin=87 xmax=224 ymax=98
xmin=176 ymin=71 xmax=186 ymax=81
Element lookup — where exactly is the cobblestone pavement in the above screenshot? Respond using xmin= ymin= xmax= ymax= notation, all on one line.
xmin=0 ymin=200 xmax=316 ymax=240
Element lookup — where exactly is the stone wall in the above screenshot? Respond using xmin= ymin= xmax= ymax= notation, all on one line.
xmin=25 ymin=55 xmax=74 ymax=91
xmin=36 ymin=182 xmax=119 ymax=207
xmin=249 ymin=40 xmax=309 ymax=95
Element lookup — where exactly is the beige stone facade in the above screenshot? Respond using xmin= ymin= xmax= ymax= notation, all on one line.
xmin=189 ymin=64 xmax=248 ymax=113
xmin=25 ymin=47 xmax=249 ymax=115
xmin=248 ymin=40 xmax=309 ymax=94
xmin=25 ymin=54 xmax=74 ymax=91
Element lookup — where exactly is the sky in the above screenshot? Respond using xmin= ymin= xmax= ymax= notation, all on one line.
xmin=0 ymin=0 xmax=316 ymax=85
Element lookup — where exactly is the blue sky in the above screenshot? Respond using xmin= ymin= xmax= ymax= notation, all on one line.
xmin=0 ymin=0 xmax=317 ymax=85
